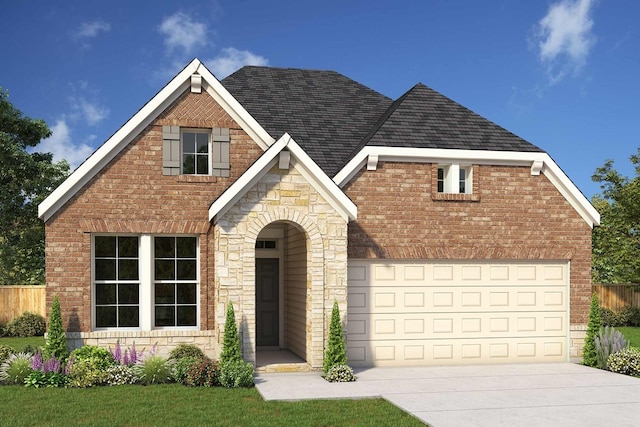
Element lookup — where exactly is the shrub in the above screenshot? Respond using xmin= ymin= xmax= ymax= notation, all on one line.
xmin=5 ymin=312 xmax=46 ymax=337
xmin=0 ymin=321 xmax=6 ymax=337
xmin=20 ymin=344 xmax=39 ymax=355
xmin=607 ymin=347 xmax=640 ymax=377
xmin=44 ymin=295 xmax=67 ymax=360
xmin=595 ymin=326 xmax=629 ymax=369
xmin=182 ymin=358 xmax=219 ymax=387
xmin=67 ymin=358 xmax=108 ymax=388
xmin=220 ymin=302 xmax=241 ymax=365
xmin=219 ymin=360 xmax=254 ymax=388
xmin=169 ymin=343 xmax=206 ymax=362
xmin=618 ymin=306 xmax=640 ymax=327
xmin=24 ymin=370 xmax=69 ymax=388
xmin=324 ymin=300 xmax=348 ymax=374
xmin=582 ymin=293 xmax=602 ymax=367
xmin=324 ymin=364 xmax=356 ymax=382
xmin=0 ymin=345 xmax=15 ymax=365
xmin=70 ymin=345 xmax=115 ymax=370
xmin=0 ymin=352 xmax=33 ymax=384
xmin=133 ymin=353 xmax=174 ymax=385
xmin=600 ymin=308 xmax=620 ymax=327
xmin=104 ymin=364 xmax=137 ymax=386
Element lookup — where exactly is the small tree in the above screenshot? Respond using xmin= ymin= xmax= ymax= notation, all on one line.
xmin=323 ymin=300 xmax=347 ymax=374
xmin=43 ymin=295 xmax=67 ymax=360
xmin=582 ymin=292 xmax=602 ymax=367
xmin=220 ymin=301 xmax=241 ymax=364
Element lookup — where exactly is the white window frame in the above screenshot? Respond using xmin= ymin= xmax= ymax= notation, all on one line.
xmin=437 ymin=163 xmax=473 ymax=194
xmin=91 ymin=234 xmax=200 ymax=332
xmin=181 ymin=129 xmax=212 ymax=176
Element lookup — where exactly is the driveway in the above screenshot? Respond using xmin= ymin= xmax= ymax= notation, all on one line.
xmin=255 ymin=363 xmax=640 ymax=427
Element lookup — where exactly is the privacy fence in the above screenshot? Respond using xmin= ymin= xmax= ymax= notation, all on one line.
xmin=593 ymin=284 xmax=640 ymax=312
xmin=0 ymin=286 xmax=46 ymax=324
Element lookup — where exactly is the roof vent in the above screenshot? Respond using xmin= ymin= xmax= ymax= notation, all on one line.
xmin=190 ymin=74 xmax=202 ymax=93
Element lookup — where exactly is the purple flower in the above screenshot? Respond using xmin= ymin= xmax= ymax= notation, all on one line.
xmin=42 ymin=356 xmax=60 ymax=373
xmin=31 ymin=352 xmax=43 ymax=371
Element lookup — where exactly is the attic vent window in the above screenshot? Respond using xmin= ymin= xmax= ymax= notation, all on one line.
xmin=437 ymin=164 xmax=472 ymax=194
xmin=255 ymin=240 xmax=277 ymax=249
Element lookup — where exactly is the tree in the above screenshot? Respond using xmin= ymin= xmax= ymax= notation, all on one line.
xmin=0 ymin=89 xmax=69 ymax=284
xmin=582 ymin=293 xmax=601 ymax=367
xmin=591 ymin=148 xmax=640 ymax=284
xmin=220 ymin=301 xmax=241 ymax=364
xmin=323 ymin=300 xmax=347 ymax=374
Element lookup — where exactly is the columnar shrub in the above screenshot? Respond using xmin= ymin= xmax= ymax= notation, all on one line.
xmin=0 ymin=352 xmax=33 ymax=384
xmin=595 ymin=326 xmax=629 ymax=369
xmin=323 ymin=300 xmax=347 ymax=374
xmin=44 ymin=295 xmax=67 ymax=360
xmin=220 ymin=302 xmax=241 ymax=365
xmin=583 ymin=293 xmax=602 ymax=367
xmin=607 ymin=347 xmax=640 ymax=376
xmin=5 ymin=312 xmax=46 ymax=337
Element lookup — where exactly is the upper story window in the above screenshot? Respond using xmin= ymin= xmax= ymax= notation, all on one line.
xmin=181 ymin=130 xmax=210 ymax=175
xmin=437 ymin=164 xmax=472 ymax=194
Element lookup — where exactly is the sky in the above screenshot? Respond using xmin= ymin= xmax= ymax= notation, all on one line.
xmin=1 ymin=0 xmax=638 ymax=199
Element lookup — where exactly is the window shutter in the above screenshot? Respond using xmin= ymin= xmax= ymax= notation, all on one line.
xmin=211 ymin=127 xmax=230 ymax=177
xmin=162 ymin=125 xmax=180 ymax=175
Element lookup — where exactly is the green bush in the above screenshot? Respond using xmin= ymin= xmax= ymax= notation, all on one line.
xmin=44 ymin=295 xmax=67 ymax=360
xmin=133 ymin=354 xmax=174 ymax=385
xmin=0 ymin=345 xmax=15 ymax=365
xmin=600 ymin=308 xmax=620 ymax=327
xmin=183 ymin=358 xmax=219 ymax=387
xmin=583 ymin=293 xmax=602 ymax=367
xmin=0 ymin=352 xmax=33 ymax=384
xmin=103 ymin=364 xmax=137 ymax=386
xmin=324 ymin=364 xmax=356 ymax=382
xmin=67 ymin=358 xmax=108 ymax=388
xmin=219 ymin=359 xmax=254 ymax=388
xmin=169 ymin=343 xmax=206 ymax=362
xmin=595 ymin=326 xmax=629 ymax=369
xmin=618 ymin=306 xmax=640 ymax=327
xmin=323 ymin=300 xmax=348 ymax=374
xmin=0 ymin=321 xmax=6 ymax=337
xmin=220 ymin=302 xmax=241 ymax=365
xmin=24 ymin=370 xmax=69 ymax=388
xmin=70 ymin=345 xmax=115 ymax=370
xmin=5 ymin=312 xmax=46 ymax=337
xmin=607 ymin=347 xmax=640 ymax=376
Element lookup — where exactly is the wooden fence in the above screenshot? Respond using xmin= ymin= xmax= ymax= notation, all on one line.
xmin=0 ymin=286 xmax=46 ymax=324
xmin=593 ymin=284 xmax=640 ymax=312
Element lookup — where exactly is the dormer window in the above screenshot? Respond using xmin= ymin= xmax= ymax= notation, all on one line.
xmin=437 ymin=164 xmax=472 ymax=194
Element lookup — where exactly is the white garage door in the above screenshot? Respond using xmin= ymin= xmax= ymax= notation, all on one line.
xmin=347 ymin=260 xmax=568 ymax=367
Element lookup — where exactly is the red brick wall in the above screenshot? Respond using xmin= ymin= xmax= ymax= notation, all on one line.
xmin=343 ymin=162 xmax=593 ymax=325
xmin=44 ymin=89 xmax=263 ymax=332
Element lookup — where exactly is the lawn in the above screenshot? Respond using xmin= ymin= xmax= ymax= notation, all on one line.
xmin=618 ymin=327 xmax=640 ymax=347
xmin=0 ymin=384 xmax=423 ymax=427
xmin=0 ymin=336 xmax=45 ymax=351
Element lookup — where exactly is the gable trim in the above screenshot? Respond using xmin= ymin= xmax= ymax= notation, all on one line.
xmin=334 ymin=146 xmax=600 ymax=228
xmin=209 ymin=133 xmax=357 ymax=223
xmin=38 ymin=58 xmax=275 ymax=222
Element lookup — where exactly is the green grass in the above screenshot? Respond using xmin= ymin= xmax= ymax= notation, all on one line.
xmin=618 ymin=327 xmax=640 ymax=347
xmin=0 ymin=384 xmax=423 ymax=427
xmin=0 ymin=336 xmax=45 ymax=351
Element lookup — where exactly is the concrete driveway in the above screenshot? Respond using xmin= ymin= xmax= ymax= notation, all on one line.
xmin=255 ymin=363 xmax=640 ymax=426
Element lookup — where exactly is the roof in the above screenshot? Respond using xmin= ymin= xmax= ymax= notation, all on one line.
xmin=221 ymin=66 xmax=392 ymax=177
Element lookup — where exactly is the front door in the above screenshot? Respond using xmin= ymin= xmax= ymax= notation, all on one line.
xmin=256 ymin=258 xmax=279 ymax=347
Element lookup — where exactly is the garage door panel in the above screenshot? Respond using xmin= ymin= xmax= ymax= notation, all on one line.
xmin=347 ymin=260 xmax=568 ymax=367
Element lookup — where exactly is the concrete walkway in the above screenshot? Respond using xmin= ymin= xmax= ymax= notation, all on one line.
xmin=255 ymin=363 xmax=640 ymax=427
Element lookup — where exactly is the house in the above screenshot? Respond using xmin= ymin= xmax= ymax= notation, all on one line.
xmin=38 ymin=59 xmax=599 ymax=369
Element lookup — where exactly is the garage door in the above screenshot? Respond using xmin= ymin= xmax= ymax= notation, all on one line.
xmin=347 ymin=260 xmax=568 ymax=367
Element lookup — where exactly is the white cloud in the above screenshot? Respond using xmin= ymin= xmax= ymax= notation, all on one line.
xmin=75 ymin=20 xmax=111 ymax=39
xmin=34 ymin=119 xmax=94 ymax=170
xmin=205 ymin=48 xmax=269 ymax=79
xmin=73 ymin=98 xmax=110 ymax=126
xmin=535 ymin=0 xmax=596 ymax=84
xmin=159 ymin=12 xmax=208 ymax=54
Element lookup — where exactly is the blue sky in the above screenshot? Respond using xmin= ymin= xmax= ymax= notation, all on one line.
xmin=1 ymin=0 xmax=638 ymax=198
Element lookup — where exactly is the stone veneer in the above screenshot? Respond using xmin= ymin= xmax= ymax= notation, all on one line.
xmin=215 ymin=161 xmax=348 ymax=368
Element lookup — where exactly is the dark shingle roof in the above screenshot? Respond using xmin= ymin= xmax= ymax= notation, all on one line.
xmin=221 ymin=68 xmax=543 ymax=176
xmin=222 ymin=66 xmax=393 ymax=176
xmin=363 ymin=83 xmax=543 ymax=152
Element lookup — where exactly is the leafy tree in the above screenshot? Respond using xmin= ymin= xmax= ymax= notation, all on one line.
xmin=591 ymin=148 xmax=640 ymax=284
xmin=220 ymin=301 xmax=241 ymax=364
xmin=323 ymin=300 xmax=347 ymax=374
xmin=0 ymin=89 xmax=69 ymax=284
xmin=43 ymin=295 xmax=67 ymax=360
xmin=582 ymin=293 xmax=601 ymax=367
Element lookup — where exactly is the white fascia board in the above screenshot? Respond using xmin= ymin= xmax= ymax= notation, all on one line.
xmin=209 ymin=136 xmax=288 ymax=222
xmin=38 ymin=59 xmax=200 ymax=221
xmin=196 ymin=63 xmax=275 ymax=150
xmin=209 ymin=133 xmax=357 ymax=223
xmin=333 ymin=146 xmax=599 ymax=228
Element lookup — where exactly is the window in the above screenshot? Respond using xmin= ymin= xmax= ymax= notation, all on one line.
xmin=92 ymin=235 xmax=199 ymax=330
xmin=154 ymin=237 xmax=198 ymax=327
xmin=255 ymin=239 xmax=277 ymax=249
xmin=182 ymin=131 xmax=210 ymax=175
xmin=437 ymin=164 xmax=472 ymax=194
xmin=94 ymin=236 xmax=140 ymax=328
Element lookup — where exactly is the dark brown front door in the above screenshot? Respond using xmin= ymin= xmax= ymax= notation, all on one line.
xmin=256 ymin=258 xmax=279 ymax=346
